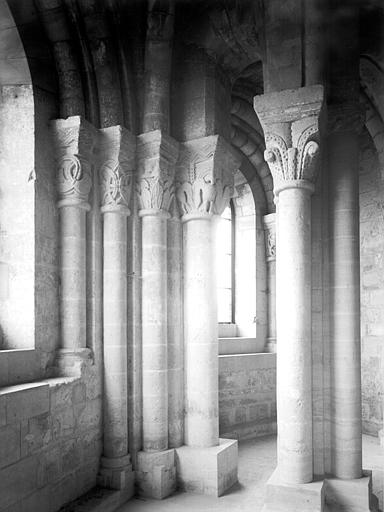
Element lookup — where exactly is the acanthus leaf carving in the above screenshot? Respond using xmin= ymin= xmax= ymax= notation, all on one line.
xmin=254 ymin=85 xmax=324 ymax=188
xmin=137 ymin=175 xmax=175 ymax=211
xmin=176 ymin=135 xmax=240 ymax=218
xmin=136 ymin=130 xmax=179 ymax=214
xmin=264 ymin=123 xmax=320 ymax=184
xmin=263 ymin=213 xmax=276 ymax=261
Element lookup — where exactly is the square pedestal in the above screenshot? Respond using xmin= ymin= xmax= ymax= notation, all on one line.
xmin=97 ymin=455 xmax=135 ymax=497
xmin=325 ymin=470 xmax=378 ymax=512
xmin=262 ymin=469 xmax=325 ymax=512
xmin=175 ymin=438 xmax=238 ymax=497
xmin=136 ymin=448 xmax=176 ymax=499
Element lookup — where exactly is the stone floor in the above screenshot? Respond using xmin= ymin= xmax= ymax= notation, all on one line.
xmin=118 ymin=435 xmax=384 ymax=512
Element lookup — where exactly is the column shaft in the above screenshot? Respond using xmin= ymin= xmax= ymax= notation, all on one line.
xmin=167 ymin=215 xmax=184 ymax=448
xmin=103 ymin=212 xmax=129 ymax=458
xmin=183 ymin=216 xmax=218 ymax=448
xmin=142 ymin=212 xmax=169 ymax=451
xmin=60 ymin=205 xmax=87 ymax=349
xmin=329 ymin=132 xmax=362 ymax=479
xmin=263 ymin=213 xmax=276 ymax=352
xmin=276 ymin=183 xmax=313 ymax=484
xmin=267 ymin=259 xmax=276 ymax=348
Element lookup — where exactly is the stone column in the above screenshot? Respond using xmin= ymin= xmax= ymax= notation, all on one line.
xmin=136 ymin=130 xmax=179 ymax=499
xmin=174 ymin=135 xmax=240 ymax=497
xmin=263 ymin=213 xmax=276 ymax=353
xmin=167 ymin=203 xmax=184 ymax=449
xmin=97 ymin=126 xmax=136 ymax=493
xmin=328 ymin=104 xmax=363 ymax=480
xmin=51 ymin=116 xmax=96 ymax=369
xmin=254 ymin=86 xmax=324 ymax=489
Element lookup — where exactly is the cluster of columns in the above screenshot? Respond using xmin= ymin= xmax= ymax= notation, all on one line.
xmin=52 ymin=116 xmax=241 ymax=499
xmin=51 ymin=82 xmax=369 ymax=508
xmin=52 ymin=117 xmax=137 ymax=491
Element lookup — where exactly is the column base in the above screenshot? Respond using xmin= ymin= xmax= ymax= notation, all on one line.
xmin=262 ymin=469 xmax=325 ymax=512
xmin=262 ymin=469 xmax=378 ymax=512
xmin=325 ymin=470 xmax=378 ymax=512
xmin=266 ymin=337 xmax=276 ymax=353
xmin=175 ymin=438 xmax=238 ymax=497
xmin=136 ymin=448 xmax=176 ymax=499
xmin=97 ymin=455 xmax=135 ymax=495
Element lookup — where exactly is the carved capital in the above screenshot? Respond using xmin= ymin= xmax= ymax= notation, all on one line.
xmin=137 ymin=130 xmax=179 ymax=214
xmin=327 ymin=103 xmax=365 ymax=135
xmin=262 ymin=213 xmax=276 ymax=262
xmin=254 ymin=85 xmax=324 ymax=191
xmin=51 ymin=116 xmax=97 ymax=210
xmin=176 ymin=135 xmax=241 ymax=219
xmin=99 ymin=126 xmax=136 ymax=215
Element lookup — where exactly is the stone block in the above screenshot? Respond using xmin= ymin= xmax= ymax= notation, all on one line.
xmin=136 ymin=449 xmax=176 ymax=499
xmin=49 ymin=473 xmax=79 ymax=512
xmin=37 ymin=446 xmax=61 ymax=486
xmin=76 ymin=459 xmax=99 ymax=497
xmin=20 ymin=487 xmax=50 ymax=512
xmin=51 ymin=406 xmax=75 ymax=439
xmin=0 ymin=455 xmax=38 ymax=510
xmin=262 ymin=469 xmax=325 ymax=512
xmin=0 ymin=423 xmax=20 ymax=468
xmin=0 ymin=395 xmax=6 ymax=426
xmin=175 ymin=438 xmax=238 ymax=497
xmin=22 ymin=413 xmax=52 ymax=455
xmin=3 ymin=383 xmax=49 ymax=423
xmin=325 ymin=471 xmax=375 ymax=512
xmin=61 ymin=438 xmax=82 ymax=474
xmin=75 ymin=398 xmax=101 ymax=431
xmin=98 ymin=454 xmax=135 ymax=496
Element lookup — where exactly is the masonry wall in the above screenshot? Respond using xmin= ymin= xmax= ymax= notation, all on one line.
xmin=0 ymin=363 xmax=102 ymax=512
xmin=219 ymin=353 xmax=276 ymax=440
xmin=360 ymin=129 xmax=384 ymax=436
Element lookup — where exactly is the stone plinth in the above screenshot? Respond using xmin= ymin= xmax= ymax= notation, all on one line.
xmin=136 ymin=449 xmax=176 ymax=500
xmin=175 ymin=438 xmax=238 ymax=497
xmin=262 ymin=469 xmax=325 ymax=512
xmin=98 ymin=455 xmax=135 ymax=493
xmin=325 ymin=471 xmax=376 ymax=512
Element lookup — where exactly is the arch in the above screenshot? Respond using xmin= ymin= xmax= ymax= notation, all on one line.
xmin=0 ymin=0 xmax=35 ymax=350
xmin=0 ymin=0 xmax=59 ymax=384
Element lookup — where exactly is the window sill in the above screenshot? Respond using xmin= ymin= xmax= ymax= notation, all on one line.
xmin=218 ymin=337 xmax=265 ymax=355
